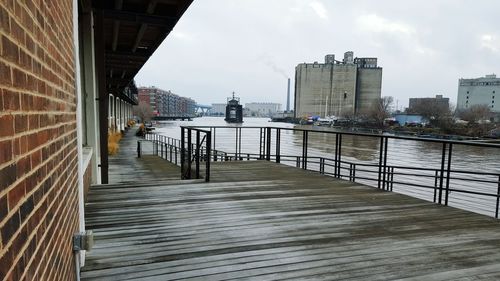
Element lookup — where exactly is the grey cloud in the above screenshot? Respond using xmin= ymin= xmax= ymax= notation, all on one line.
xmin=135 ymin=0 xmax=500 ymax=108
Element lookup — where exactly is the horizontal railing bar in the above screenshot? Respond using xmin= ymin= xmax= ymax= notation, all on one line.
xmin=180 ymin=126 xmax=500 ymax=148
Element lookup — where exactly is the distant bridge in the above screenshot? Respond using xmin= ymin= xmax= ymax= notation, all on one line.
xmin=195 ymin=104 xmax=212 ymax=115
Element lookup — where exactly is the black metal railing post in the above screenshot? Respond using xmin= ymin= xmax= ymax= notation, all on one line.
xmin=187 ymin=128 xmax=192 ymax=179
xmin=276 ymin=128 xmax=281 ymax=163
xmin=377 ymin=136 xmax=385 ymax=189
xmin=390 ymin=167 xmax=394 ymax=191
xmin=337 ymin=134 xmax=342 ymax=178
xmin=137 ymin=140 xmax=141 ymax=158
xmin=206 ymin=131 xmax=211 ymax=182
xmin=175 ymin=147 xmax=178 ymax=165
xmin=352 ymin=164 xmax=356 ymax=182
xmin=180 ymin=128 xmax=185 ymax=179
xmin=334 ymin=134 xmax=339 ymax=177
xmin=266 ymin=127 xmax=272 ymax=161
xmin=238 ymin=128 xmax=242 ymax=160
xmin=444 ymin=143 xmax=453 ymax=206
xmin=382 ymin=137 xmax=389 ymax=190
xmin=349 ymin=163 xmax=357 ymax=182
xmin=496 ymin=176 xmax=500 ymax=219
xmin=259 ymin=128 xmax=265 ymax=159
xmin=302 ymin=130 xmax=308 ymax=170
xmin=438 ymin=143 xmax=447 ymax=205
xmin=154 ymin=134 xmax=158 ymax=155
xmin=195 ymin=130 xmax=200 ymax=179
xmin=235 ymin=128 xmax=239 ymax=160
xmin=161 ymin=135 xmax=164 ymax=158
xmin=433 ymin=170 xmax=439 ymax=203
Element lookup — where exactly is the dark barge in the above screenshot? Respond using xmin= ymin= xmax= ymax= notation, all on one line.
xmin=225 ymin=92 xmax=243 ymax=123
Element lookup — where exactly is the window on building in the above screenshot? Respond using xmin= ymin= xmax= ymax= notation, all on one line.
xmin=467 ymin=91 xmax=469 ymax=94
xmin=466 ymin=96 xmax=469 ymax=99
xmin=493 ymin=91 xmax=496 ymax=94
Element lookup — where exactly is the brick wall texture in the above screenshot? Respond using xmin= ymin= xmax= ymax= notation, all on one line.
xmin=0 ymin=0 xmax=79 ymax=280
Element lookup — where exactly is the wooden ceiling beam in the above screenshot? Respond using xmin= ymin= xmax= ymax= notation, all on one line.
xmin=111 ymin=0 xmax=123 ymax=52
xmin=132 ymin=0 xmax=158 ymax=53
xmin=102 ymin=9 xmax=176 ymax=26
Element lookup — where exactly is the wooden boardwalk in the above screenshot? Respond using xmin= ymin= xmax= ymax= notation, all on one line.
xmin=82 ymin=157 xmax=500 ymax=280
xmin=107 ymin=129 xmax=180 ymax=184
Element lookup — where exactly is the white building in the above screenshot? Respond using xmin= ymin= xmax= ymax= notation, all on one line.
xmin=245 ymin=102 xmax=282 ymax=117
xmin=457 ymin=74 xmax=499 ymax=112
xmin=210 ymin=103 xmax=227 ymax=115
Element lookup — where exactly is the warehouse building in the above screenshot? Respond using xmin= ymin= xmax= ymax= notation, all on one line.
xmin=457 ymin=74 xmax=500 ymax=113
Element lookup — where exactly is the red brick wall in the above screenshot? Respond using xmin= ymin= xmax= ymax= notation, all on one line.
xmin=138 ymin=88 xmax=151 ymax=104
xmin=0 ymin=1 xmax=79 ymax=280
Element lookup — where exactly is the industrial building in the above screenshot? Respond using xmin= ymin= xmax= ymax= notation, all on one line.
xmin=138 ymin=87 xmax=196 ymax=117
xmin=457 ymin=74 xmax=500 ymax=113
xmin=294 ymin=52 xmax=383 ymax=118
xmin=245 ymin=102 xmax=282 ymax=117
xmin=408 ymin=95 xmax=450 ymax=114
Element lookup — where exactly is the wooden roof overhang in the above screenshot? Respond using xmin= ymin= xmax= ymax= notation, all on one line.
xmin=81 ymin=0 xmax=193 ymax=104
xmin=79 ymin=0 xmax=193 ymax=184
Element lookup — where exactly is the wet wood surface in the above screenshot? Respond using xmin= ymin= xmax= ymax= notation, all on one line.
xmin=82 ymin=131 xmax=500 ymax=280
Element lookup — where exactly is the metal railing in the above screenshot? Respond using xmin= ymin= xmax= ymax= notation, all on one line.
xmin=139 ymin=133 xmax=182 ymax=165
xmin=139 ymin=131 xmax=211 ymax=182
xmin=177 ymin=126 xmax=500 ymax=219
xmin=180 ymin=127 xmax=211 ymax=181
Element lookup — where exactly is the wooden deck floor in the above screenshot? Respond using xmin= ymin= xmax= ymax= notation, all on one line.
xmin=82 ymin=159 xmax=500 ymax=280
xmin=107 ymin=129 xmax=180 ymax=184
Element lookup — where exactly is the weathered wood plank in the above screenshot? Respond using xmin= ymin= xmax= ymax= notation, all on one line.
xmin=81 ymin=132 xmax=500 ymax=280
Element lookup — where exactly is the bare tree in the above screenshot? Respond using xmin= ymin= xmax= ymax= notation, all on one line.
xmin=133 ymin=101 xmax=153 ymax=123
xmin=367 ymin=96 xmax=394 ymax=128
xmin=458 ymin=104 xmax=492 ymax=124
xmin=409 ymin=99 xmax=453 ymax=127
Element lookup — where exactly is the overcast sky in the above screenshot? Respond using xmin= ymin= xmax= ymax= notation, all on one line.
xmin=135 ymin=0 xmax=500 ymax=110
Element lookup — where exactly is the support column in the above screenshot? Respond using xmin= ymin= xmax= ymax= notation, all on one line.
xmin=114 ymin=96 xmax=118 ymax=131
xmin=95 ymin=10 xmax=109 ymax=184
xmin=81 ymin=11 xmax=101 ymax=184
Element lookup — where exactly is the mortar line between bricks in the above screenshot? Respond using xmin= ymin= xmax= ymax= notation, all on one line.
xmin=0 ymin=6 xmax=77 ymax=84
xmin=0 ymin=147 xmax=78 ymax=255
xmin=0 ymin=129 xmax=77 ymax=198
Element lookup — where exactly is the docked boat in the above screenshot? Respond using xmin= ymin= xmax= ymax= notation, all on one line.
xmin=225 ymin=92 xmax=243 ymax=123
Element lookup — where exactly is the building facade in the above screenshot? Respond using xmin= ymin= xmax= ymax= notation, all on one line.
xmin=138 ymin=87 xmax=196 ymax=117
xmin=408 ymin=95 xmax=450 ymax=114
xmin=245 ymin=102 xmax=282 ymax=117
xmin=0 ymin=1 xmax=191 ymax=280
xmin=210 ymin=103 xmax=227 ymax=115
xmin=457 ymin=74 xmax=500 ymax=113
xmin=294 ymin=52 xmax=382 ymax=118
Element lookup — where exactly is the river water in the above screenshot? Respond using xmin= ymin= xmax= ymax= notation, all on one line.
xmin=154 ymin=117 xmax=500 ymax=218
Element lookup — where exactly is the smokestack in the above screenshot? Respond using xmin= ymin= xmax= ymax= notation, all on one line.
xmin=286 ymin=78 xmax=291 ymax=112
